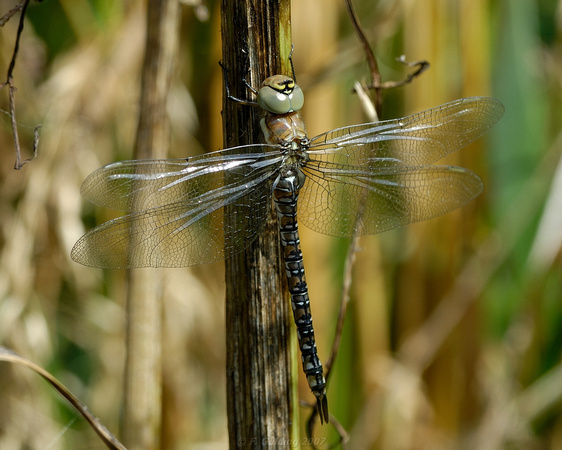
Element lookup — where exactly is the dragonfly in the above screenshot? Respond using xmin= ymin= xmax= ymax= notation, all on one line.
xmin=71 ymin=70 xmax=504 ymax=424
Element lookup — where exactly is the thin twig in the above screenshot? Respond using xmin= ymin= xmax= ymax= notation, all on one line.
xmin=324 ymin=236 xmax=359 ymax=376
xmin=0 ymin=2 xmax=24 ymax=26
xmin=0 ymin=0 xmax=41 ymax=169
xmin=325 ymin=81 xmax=375 ymax=380
xmin=306 ymin=0 xmax=384 ymax=434
xmin=308 ymin=83 xmax=375 ymax=439
xmin=343 ymin=0 xmax=382 ymax=115
xmin=318 ymin=0 xmax=429 ymax=433
xmin=365 ymin=55 xmax=430 ymax=90
xmin=304 ymin=401 xmax=350 ymax=449
xmin=344 ymin=0 xmax=429 ymax=112
xmin=0 ymin=347 xmax=126 ymax=450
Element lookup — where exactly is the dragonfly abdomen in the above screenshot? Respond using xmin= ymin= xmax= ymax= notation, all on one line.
xmin=273 ymin=168 xmax=329 ymax=424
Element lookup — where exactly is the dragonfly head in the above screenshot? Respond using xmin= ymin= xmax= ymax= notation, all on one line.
xmin=257 ymin=75 xmax=304 ymax=114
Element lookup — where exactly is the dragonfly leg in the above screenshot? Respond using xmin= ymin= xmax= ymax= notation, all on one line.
xmin=219 ymin=61 xmax=259 ymax=107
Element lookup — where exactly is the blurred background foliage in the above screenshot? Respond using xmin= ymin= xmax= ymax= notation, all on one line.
xmin=0 ymin=0 xmax=561 ymax=448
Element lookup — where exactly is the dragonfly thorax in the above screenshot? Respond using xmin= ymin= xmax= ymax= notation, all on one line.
xmin=260 ymin=111 xmax=308 ymax=146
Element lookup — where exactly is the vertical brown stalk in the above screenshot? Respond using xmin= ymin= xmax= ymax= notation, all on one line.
xmin=220 ymin=1 xmax=297 ymax=446
xmin=122 ymin=0 xmax=179 ymax=448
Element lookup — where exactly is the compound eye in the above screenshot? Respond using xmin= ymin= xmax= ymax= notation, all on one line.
xmin=288 ymin=85 xmax=304 ymax=111
xmin=258 ymin=85 xmax=291 ymax=113
xmin=257 ymin=75 xmax=304 ymax=114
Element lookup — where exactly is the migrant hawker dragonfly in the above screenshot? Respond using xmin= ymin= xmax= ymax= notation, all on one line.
xmin=71 ymin=74 xmax=504 ymax=424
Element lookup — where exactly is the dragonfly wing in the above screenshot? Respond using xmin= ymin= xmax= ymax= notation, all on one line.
xmin=299 ymin=162 xmax=483 ymax=237
xmin=307 ymin=97 xmax=504 ymax=167
xmin=80 ymin=145 xmax=280 ymax=211
xmin=299 ymin=97 xmax=502 ymax=237
xmin=72 ymin=146 xmax=282 ymax=268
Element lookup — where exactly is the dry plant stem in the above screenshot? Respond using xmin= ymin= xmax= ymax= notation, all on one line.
xmin=0 ymin=347 xmax=126 ymax=450
xmin=372 ymin=56 xmax=429 ymax=90
xmin=310 ymin=83 xmax=375 ymax=440
xmin=0 ymin=0 xmax=40 ymax=169
xmin=344 ymin=0 xmax=429 ymax=110
xmin=343 ymin=0 xmax=382 ymax=113
xmin=306 ymin=412 xmax=349 ymax=449
xmin=221 ymin=0 xmax=297 ymax=446
xmin=320 ymin=0 xmax=386 ymax=396
xmin=305 ymin=2 xmax=385 ymax=434
xmin=7 ymin=76 xmax=24 ymax=169
xmin=326 ymin=414 xmax=350 ymax=448
xmin=323 ymin=239 xmax=357 ymax=377
xmin=122 ymin=0 xmax=179 ymax=447
xmin=0 ymin=2 xmax=25 ymax=26
xmin=320 ymin=5 xmax=386 ymax=400
xmin=324 ymin=2 xmax=429 ymax=427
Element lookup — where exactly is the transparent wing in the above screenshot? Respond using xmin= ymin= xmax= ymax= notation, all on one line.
xmin=299 ymin=97 xmax=503 ymax=236
xmin=71 ymin=145 xmax=282 ymax=268
xmin=300 ymin=162 xmax=482 ymax=236
xmin=307 ymin=97 xmax=504 ymax=167
xmin=79 ymin=145 xmax=281 ymax=211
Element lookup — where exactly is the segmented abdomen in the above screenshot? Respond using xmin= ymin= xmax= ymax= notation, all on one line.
xmin=273 ymin=167 xmax=328 ymax=423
